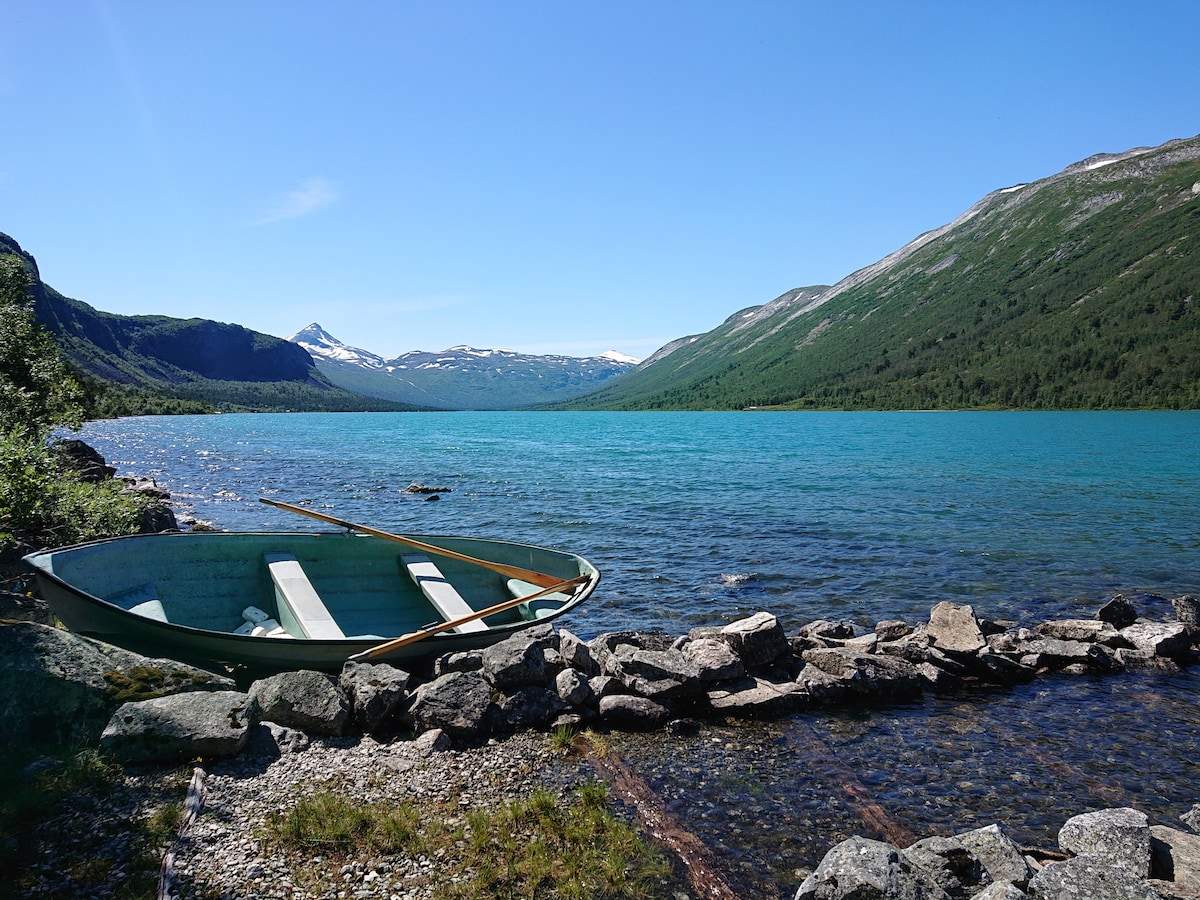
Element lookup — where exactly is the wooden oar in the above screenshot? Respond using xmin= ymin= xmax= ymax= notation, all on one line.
xmin=348 ymin=574 xmax=590 ymax=662
xmin=259 ymin=497 xmax=565 ymax=588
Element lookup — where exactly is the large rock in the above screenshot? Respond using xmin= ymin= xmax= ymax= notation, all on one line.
xmin=489 ymin=685 xmax=567 ymax=733
xmin=800 ymin=648 xmax=923 ymax=701
xmin=558 ymin=629 xmax=599 ymax=676
xmin=249 ymin=670 xmax=350 ymax=737
xmin=99 ymin=690 xmax=258 ymax=764
xmin=1017 ymin=637 xmax=1120 ymax=672
xmin=481 ymin=629 xmax=550 ymax=689
xmin=555 ymin=667 xmax=594 ymax=707
xmin=1035 ymin=619 xmax=1129 ymax=647
xmin=955 ymin=824 xmax=1034 ymax=888
xmin=338 ymin=662 xmax=411 ymax=734
xmin=597 ymin=694 xmax=670 ymax=731
xmin=706 ymin=676 xmax=808 ymax=718
xmin=927 ymin=602 xmax=986 ymax=654
xmin=1120 ymin=623 xmax=1193 ymax=661
xmin=795 ymin=836 xmax=951 ymax=899
xmin=1028 ymin=855 xmax=1165 ymax=900
xmin=600 ymin=643 xmax=702 ymax=703
xmin=1096 ymin=594 xmax=1139 ymax=628
xmin=0 ymin=590 xmax=54 ymax=625
xmin=720 ymin=611 xmax=790 ymax=667
xmin=682 ymin=638 xmax=745 ymax=683
xmin=407 ymin=670 xmax=494 ymax=743
xmin=1149 ymin=825 xmax=1200 ymax=897
xmin=0 ymin=622 xmax=234 ymax=751
xmin=1058 ymin=807 xmax=1151 ymax=878
xmin=903 ymin=835 xmax=990 ymax=899
xmin=1171 ymin=595 xmax=1199 ymax=627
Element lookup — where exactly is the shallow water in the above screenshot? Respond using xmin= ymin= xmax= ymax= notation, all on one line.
xmin=77 ymin=410 xmax=1200 ymax=898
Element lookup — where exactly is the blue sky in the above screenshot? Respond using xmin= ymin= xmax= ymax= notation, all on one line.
xmin=2 ymin=2 xmax=1197 ymax=361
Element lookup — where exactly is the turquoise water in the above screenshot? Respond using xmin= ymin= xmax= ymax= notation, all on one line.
xmin=80 ymin=410 xmax=1200 ymax=636
xmin=76 ymin=410 xmax=1200 ymax=896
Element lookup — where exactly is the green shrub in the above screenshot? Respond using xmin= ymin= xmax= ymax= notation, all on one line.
xmin=0 ymin=429 xmax=156 ymax=557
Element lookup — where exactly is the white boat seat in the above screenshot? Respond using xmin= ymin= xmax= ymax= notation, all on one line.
xmin=111 ymin=583 xmax=168 ymax=622
xmin=506 ymin=578 xmax=571 ymax=620
xmin=264 ymin=552 xmax=345 ymax=640
xmin=402 ymin=554 xmax=488 ymax=633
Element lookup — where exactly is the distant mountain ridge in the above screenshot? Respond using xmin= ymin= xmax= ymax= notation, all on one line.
xmin=288 ymin=324 xmax=638 ymax=410
xmin=0 ymin=233 xmax=416 ymax=413
xmin=564 ymin=134 xmax=1200 ymax=410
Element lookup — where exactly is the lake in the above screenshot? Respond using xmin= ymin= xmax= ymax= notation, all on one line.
xmin=77 ymin=410 xmax=1200 ymax=896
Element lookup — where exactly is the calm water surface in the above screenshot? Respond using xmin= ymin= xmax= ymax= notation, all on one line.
xmin=78 ymin=411 xmax=1200 ymax=897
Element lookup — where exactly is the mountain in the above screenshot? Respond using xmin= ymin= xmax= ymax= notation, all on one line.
xmin=288 ymin=324 xmax=638 ymax=410
xmin=0 ymin=234 xmax=418 ymax=413
xmin=564 ymin=135 xmax=1200 ymax=410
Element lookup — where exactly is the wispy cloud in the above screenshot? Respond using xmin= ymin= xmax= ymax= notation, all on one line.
xmin=251 ymin=177 xmax=339 ymax=225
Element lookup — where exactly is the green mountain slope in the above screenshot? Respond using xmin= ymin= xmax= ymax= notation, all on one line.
xmin=567 ymin=136 xmax=1200 ymax=410
xmin=0 ymin=234 xmax=418 ymax=413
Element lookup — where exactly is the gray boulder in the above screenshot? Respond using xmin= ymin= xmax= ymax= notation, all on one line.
xmin=432 ymin=650 xmax=482 ymax=676
xmin=927 ymin=602 xmax=986 ymax=654
xmin=1171 ymin=595 xmax=1199 ymax=627
xmin=1120 ymin=623 xmax=1193 ymax=661
xmin=682 ymin=638 xmax=745 ymax=683
xmin=1149 ymin=825 xmax=1200 ymax=897
xmin=0 ymin=621 xmax=233 ymax=751
xmin=602 ymin=643 xmax=702 ymax=703
xmin=720 ymin=611 xmax=790 ymax=667
xmin=407 ymin=670 xmax=493 ymax=743
xmin=1096 ymin=594 xmax=1139 ymax=628
xmin=800 ymin=648 xmax=923 ymax=701
xmin=490 ymin=685 xmax=567 ymax=733
xmin=99 ymin=690 xmax=258 ymax=764
xmin=968 ymin=883 xmax=1028 ymax=899
xmin=338 ymin=662 xmax=411 ymax=734
xmin=245 ymin=721 xmax=310 ymax=758
xmin=558 ymin=629 xmax=599 ymax=676
xmin=1058 ymin=807 xmax=1151 ymax=878
xmin=1028 ymin=855 xmax=1165 ymax=900
xmin=1035 ymin=619 xmax=1129 ymax=647
xmin=249 ymin=670 xmax=350 ymax=737
xmin=0 ymin=590 xmax=54 ymax=625
xmin=1017 ymin=637 xmax=1120 ymax=672
xmin=955 ymin=824 xmax=1034 ymax=888
xmin=597 ymin=694 xmax=670 ymax=731
xmin=904 ymin=836 xmax=991 ymax=899
xmin=1181 ymin=804 xmax=1200 ymax=834
xmin=555 ymin=667 xmax=594 ymax=707
xmin=706 ymin=676 xmax=809 ymax=718
xmin=876 ymin=620 xmax=913 ymax=642
xmin=795 ymin=836 xmax=951 ymax=899
xmin=481 ymin=630 xmax=549 ymax=689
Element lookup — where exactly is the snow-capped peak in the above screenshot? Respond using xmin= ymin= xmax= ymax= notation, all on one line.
xmin=599 ymin=350 xmax=640 ymax=365
xmin=287 ymin=323 xmax=386 ymax=369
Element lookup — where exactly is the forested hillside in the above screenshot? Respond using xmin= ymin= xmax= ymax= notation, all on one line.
xmin=566 ymin=136 xmax=1200 ymax=410
xmin=0 ymin=234 xmax=417 ymax=414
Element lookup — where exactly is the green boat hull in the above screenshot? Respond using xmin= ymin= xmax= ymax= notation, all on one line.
xmin=22 ymin=531 xmax=599 ymax=673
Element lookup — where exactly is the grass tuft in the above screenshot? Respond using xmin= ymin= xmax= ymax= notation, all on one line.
xmin=266 ymin=781 xmax=673 ymax=899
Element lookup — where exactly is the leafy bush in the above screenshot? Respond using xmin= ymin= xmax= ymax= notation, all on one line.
xmin=0 ymin=430 xmax=157 ymax=559
xmin=0 ymin=257 xmax=84 ymax=435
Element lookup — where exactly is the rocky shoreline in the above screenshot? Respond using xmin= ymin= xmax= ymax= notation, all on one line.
xmin=3 ymin=583 xmax=1199 ymax=898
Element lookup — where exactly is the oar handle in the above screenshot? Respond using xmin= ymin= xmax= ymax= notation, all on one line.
xmin=348 ymin=574 xmax=590 ymax=662
xmin=259 ymin=498 xmax=566 ymax=588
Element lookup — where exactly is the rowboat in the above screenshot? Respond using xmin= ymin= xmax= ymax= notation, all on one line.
xmin=22 ymin=523 xmax=599 ymax=674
